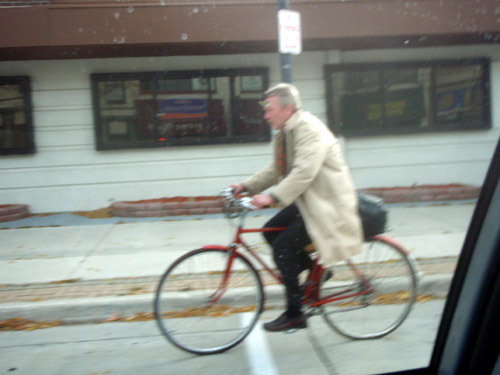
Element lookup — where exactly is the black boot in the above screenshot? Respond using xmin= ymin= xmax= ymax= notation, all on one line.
xmin=263 ymin=312 xmax=307 ymax=332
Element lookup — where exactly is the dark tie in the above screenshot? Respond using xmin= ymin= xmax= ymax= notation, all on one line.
xmin=276 ymin=130 xmax=286 ymax=176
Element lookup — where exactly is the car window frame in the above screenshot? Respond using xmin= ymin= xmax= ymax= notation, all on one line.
xmin=381 ymin=135 xmax=500 ymax=375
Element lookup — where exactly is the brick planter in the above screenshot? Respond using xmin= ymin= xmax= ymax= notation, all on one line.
xmin=363 ymin=184 xmax=480 ymax=204
xmin=110 ymin=184 xmax=480 ymax=218
xmin=0 ymin=204 xmax=30 ymax=222
xmin=111 ymin=197 xmax=223 ymax=218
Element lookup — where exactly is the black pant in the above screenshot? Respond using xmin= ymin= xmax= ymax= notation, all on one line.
xmin=263 ymin=204 xmax=313 ymax=317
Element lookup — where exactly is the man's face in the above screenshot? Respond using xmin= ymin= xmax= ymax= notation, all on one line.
xmin=262 ymin=96 xmax=294 ymax=130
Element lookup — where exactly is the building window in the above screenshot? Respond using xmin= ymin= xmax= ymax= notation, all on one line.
xmin=91 ymin=68 xmax=270 ymax=150
xmin=325 ymin=58 xmax=491 ymax=137
xmin=0 ymin=76 xmax=34 ymax=155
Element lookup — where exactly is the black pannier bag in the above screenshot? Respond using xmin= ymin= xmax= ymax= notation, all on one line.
xmin=357 ymin=191 xmax=388 ymax=240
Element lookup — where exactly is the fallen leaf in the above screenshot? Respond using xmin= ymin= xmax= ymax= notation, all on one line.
xmin=104 ymin=312 xmax=122 ymax=322
xmin=161 ymin=304 xmax=256 ymax=319
xmin=29 ymin=297 xmax=45 ymax=302
xmin=49 ymin=279 xmax=81 ymax=284
xmin=73 ymin=207 xmax=113 ymax=219
xmin=337 ymin=292 xmax=440 ymax=307
xmin=0 ymin=318 xmax=61 ymax=331
xmin=127 ymin=287 xmax=143 ymax=294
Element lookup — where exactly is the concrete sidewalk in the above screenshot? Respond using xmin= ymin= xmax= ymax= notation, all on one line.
xmin=0 ymin=201 xmax=475 ymax=323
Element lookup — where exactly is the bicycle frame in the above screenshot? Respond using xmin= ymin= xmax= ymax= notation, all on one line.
xmin=202 ymin=225 xmax=284 ymax=304
xmin=307 ymin=235 xmax=414 ymax=309
xmin=202 ymin=216 xmax=375 ymax=310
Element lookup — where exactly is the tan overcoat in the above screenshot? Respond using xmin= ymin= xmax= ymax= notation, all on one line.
xmin=243 ymin=110 xmax=363 ymax=266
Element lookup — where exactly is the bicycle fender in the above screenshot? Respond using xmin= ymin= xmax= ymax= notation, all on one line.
xmin=202 ymin=245 xmax=229 ymax=251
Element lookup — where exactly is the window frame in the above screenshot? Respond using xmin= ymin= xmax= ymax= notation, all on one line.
xmin=324 ymin=58 xmax=491 ymax=137
xmin=91 ymin=68 xmax=270 ymax=151
xmin=0 ymin=75 xmax=35 ymax=156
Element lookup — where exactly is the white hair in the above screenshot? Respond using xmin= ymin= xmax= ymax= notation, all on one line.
xmin=264 ymin=83 xmax=302 ymax=110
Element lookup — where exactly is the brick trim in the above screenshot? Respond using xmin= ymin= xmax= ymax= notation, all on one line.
xmin=0 ymin=204 xmax=30 ymax=222
xmin=0 ymin=185 xmax=481 ymax=221
xmin=111 ymin=198 xmax=223 ymax=218
xmin=110 ymin=184 xmax=480 ymax=218
xmin=363 ymin=184 xmax=480 ymax=204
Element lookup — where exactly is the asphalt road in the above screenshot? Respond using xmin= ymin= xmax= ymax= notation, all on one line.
xmin=0 ymin=299 xmax=445 ymax=375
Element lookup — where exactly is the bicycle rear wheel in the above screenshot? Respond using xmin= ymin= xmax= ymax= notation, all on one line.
xmin=154 ymin=248 xmax=264 ymax=354
xmin=319 ymin=237 xmax=418 ymax=339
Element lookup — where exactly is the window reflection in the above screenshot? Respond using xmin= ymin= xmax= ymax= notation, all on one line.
xmin=435 ymin=64 xmax=486 ymax=127
xmin=0 ymin=77 xmax=34 ymax=154
xmin=326 ymin=59 xmax=490 ymax=136
xmin=92 ymin=69 xmax=269 ymax=150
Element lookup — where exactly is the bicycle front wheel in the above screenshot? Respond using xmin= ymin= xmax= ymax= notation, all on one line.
xmin=154 ymin=248 xmax=264 ymax=354
xmin=320 ymin=237 xmax=418 ymax=339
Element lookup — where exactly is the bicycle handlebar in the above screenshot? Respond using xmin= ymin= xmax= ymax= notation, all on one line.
xmin=220 ymin=189 xmax=257 ymax=217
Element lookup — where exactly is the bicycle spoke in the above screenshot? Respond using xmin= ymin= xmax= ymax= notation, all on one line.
xmin=155 ymin=249 xmax=263 ymax=354
xmin=319 ymin=238 xmax=417 ymax=339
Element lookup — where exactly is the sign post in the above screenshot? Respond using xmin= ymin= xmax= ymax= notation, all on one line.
xmin=278 ymin=9 xmax=302 ymax=55
xmin=277 ymin=1 xmax=301 ymax=83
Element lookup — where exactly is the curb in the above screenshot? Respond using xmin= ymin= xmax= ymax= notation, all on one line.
xmin=0 ymin=295 xmax=156 ymax=325
xmin=0 ymin=274 xmax=452 ymax=324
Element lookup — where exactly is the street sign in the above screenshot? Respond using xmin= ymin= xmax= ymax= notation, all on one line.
xmin=278 ymin=9 xmax=302 ymax=55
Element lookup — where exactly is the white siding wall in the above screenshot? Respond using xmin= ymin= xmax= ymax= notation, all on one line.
xmin=340 ymin=45 xmax=500 ymax=189
xmin=0 ymin=45 xmax=498 ymax=213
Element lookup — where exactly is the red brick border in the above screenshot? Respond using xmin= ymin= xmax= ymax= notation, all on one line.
xmin=0 ymin=185 xmax=481 ymax=221
xmin=111 ymin=198 xmax=223 ymax=218
xmin=363 ymin=184 xmax=480 ymax=204
xmin=0 ymin=204 xmax=30 ymax=222
xmin=110 ymin=184 xmax=480 ymax=218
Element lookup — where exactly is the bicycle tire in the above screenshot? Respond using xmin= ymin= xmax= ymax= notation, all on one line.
xmin=319 ymin=236 xmax=418 ymax=339
xmin=154 ymin=247 xmax=264 ymax=354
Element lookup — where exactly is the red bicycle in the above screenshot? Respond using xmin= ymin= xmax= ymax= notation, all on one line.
xmin=154 ymin=189 xmax=418 ymax=355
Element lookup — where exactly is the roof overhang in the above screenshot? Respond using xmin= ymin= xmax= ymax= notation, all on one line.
xmin=1 ymin=0 xmax=498 ymax=61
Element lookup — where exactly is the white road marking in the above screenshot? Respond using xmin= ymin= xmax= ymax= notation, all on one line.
xmin=242 ymin=313 xmax=279 ymax=375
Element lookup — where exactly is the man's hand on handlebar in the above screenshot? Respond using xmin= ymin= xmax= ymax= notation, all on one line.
xmin=230 ymin=184 xmax=245 ymax=196
xmin=228 ymin=185 xmax=273 ymax=209
xmin=251 ymin=194 xmax=273 ymax=209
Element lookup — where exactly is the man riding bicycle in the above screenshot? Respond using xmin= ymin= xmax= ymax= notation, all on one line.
xmin=231 ymin=83 xmax=363 ymax=332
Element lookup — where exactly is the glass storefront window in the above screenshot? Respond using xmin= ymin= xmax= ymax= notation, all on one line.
xmin=0 ymin=76 xmax=34 ymax=155
xmin=435 ymin=64 xmax=486 ymax=127
xmin=91 ymin=68 xmax=270 ymax=150
xmin=325 ymin=59 xmax=490 ymax=136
